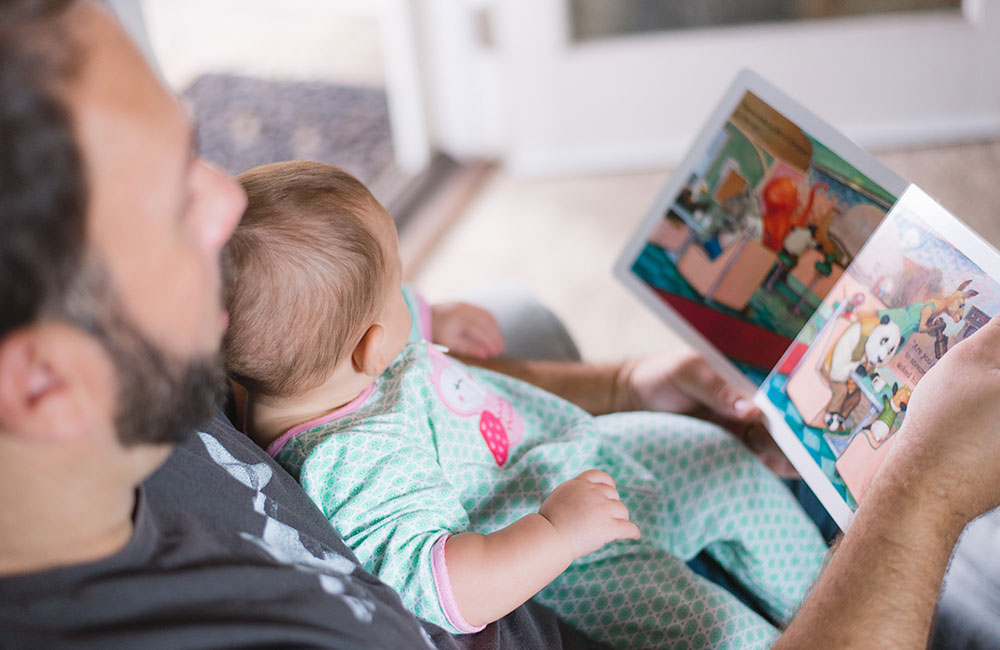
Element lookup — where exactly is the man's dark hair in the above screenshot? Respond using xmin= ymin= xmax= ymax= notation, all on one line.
xmin=0 ymin=0 xmax=86 ymax=337
xmin=1 ymin=1 xmax=228 ymax=447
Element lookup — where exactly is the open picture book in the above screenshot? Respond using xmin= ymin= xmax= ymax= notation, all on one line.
xmin=615 ymin=70 xmax=1000 ymax=530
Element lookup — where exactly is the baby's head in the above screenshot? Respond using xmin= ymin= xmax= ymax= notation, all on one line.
xmin=224 ymin=161 xmax=410 ymax=401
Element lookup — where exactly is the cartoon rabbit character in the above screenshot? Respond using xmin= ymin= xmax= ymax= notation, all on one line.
xmin=427 ymin=345 xmax=524 ymax=466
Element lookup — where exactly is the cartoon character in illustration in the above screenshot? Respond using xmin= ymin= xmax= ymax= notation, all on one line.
xmin=861 ymin=383 xmax=912 ymax=444
xmin=428 ymin=344 xmax=524 ymax=466
xmin=759 ymin=177 xmax=828 ymax=253
xmin=823 ymin=313 xmax=903 ymax=385
xmin=822 ymin=377 xmax=862 ymax=433
xmin=924 ymin=279 xmax=978 ymax=326
xmin=917 ymin=279 xmax=979 ymax=358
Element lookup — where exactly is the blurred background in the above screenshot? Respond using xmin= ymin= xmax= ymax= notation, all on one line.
xmin=112 ymin=0 xmax=1000 ymax=362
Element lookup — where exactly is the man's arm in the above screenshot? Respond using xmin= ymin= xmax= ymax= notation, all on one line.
xmin=775 ymin=458 xmax=964 ymax=648
xmin=461 ymin=352 xmax=754 ymax=420
xmin=460 ymin=356 xmax=626 ymax=415
xmin=777 ymin=316 xmax=1000 ymax=648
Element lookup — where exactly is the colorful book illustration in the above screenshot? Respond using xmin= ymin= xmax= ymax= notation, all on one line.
xmin=615 ymin=71 xmax=1000 ymax=529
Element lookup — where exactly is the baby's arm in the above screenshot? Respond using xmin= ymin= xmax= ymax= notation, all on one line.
xmin=445 ymin=469 xmax=640 ymax=628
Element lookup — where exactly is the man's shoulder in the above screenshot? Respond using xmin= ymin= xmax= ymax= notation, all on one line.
xmin=148 ymin=412 xmax=364 ymax=556
xmin=0 ymin=412 xmax=436 ymax=650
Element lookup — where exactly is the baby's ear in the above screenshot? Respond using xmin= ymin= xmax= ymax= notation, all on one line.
xmin=352 ymin=324 xmax=385 ymax=377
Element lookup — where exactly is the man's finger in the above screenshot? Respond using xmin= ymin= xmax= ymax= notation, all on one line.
xmin=681 ymin=362 xmax=761 ymax=421
xmin=463 ymin=327 xmax=504 ymax=357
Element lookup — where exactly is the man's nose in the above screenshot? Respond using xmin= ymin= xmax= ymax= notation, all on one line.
xmin=197 ymin=160 xmax=246 ymax=252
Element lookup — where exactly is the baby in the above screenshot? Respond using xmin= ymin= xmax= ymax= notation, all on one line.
xmin=223 ymin=161 xmax=827 ymax=650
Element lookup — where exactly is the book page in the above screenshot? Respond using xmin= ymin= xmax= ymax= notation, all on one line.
xmin=616 ymin=71 xmax=904 ymax=395
xmin=757 ymin=185 xmax=1000 ymax=529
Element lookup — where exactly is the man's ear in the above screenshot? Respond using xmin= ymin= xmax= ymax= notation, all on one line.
xmin=0 ymin=325 xmax=110 ymax=443
xmin=351 ymin=324 xmax=385 ymax=377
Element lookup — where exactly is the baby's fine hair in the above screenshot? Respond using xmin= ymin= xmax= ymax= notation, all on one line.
xmin=224 ymin=161 xmax=389 ymax=398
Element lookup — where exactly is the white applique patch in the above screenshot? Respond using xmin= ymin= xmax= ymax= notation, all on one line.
xmin=197 ymin=431 xmax=377 ymax=622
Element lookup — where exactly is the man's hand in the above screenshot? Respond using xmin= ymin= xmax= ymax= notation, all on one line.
xmin=885 ymin=315 xmax=1000 ymax=524
xmin=618 ymin=352 xmax=798 ymax=477
xmin=430 ymin=302 xmax=505 ymax=359
xmin=538 ymin=470 xmax=640 ymax=559
xmin=618 ymin=352 xmax=755 ymax=419
xmin=776 ymin=318 xmax=1000 ymax=650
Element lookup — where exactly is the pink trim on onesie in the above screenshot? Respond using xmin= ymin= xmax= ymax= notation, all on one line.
xmin=431 ymin=534 xmax=486 ymax=633
xmin=266 ymin=384 xmax=377 ymax=457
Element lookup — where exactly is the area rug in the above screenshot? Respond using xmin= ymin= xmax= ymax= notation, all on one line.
xmin=181 ymin=73 xmax=411 ymax=214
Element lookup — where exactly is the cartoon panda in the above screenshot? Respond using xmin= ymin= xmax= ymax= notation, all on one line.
xmin=824 ymin=314 xmax=902 ymax=385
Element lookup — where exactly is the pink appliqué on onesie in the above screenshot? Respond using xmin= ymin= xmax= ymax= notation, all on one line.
xmin=427 ymin=344 xmax=523 ymax=466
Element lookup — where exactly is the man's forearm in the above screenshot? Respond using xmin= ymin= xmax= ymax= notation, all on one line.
xmin=775 ymin=458 xmax=964 ymax=649
xmin=460 ymin=357 xmax=630 ymax=415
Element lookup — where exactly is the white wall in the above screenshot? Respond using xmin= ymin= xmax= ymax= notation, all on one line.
xmin=410 ymin=0 xmax=1000 ymax=176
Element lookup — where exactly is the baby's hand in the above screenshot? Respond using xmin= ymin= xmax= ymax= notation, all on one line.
xmin=538 ymin=469 xmax=640 ymax=560
xmin=430 ymin=302 xmax=505 ymax=359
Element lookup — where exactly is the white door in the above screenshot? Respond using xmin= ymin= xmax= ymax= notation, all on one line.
xmin=412 ymin=0 xmax=1000 ymax=176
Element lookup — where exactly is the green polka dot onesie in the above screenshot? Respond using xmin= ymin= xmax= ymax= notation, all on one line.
xmin=270 ymin=292 xmax=826 ymax=649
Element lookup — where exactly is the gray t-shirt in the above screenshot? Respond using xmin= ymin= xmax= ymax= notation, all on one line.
xmin=0 ymin=413 xmax=604 ymax=650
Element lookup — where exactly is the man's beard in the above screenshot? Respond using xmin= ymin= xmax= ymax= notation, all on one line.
xmin=64 ymin=262 xmax=227 ymax=447
xmin=100 ymin=307 xmax=227 ymax=447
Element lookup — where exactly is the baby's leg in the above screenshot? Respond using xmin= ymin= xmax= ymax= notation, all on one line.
xmin=535 ymin=546 xmax=779 ymax=650
xmin=598 ymin=412 xmax=827 ymax=625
